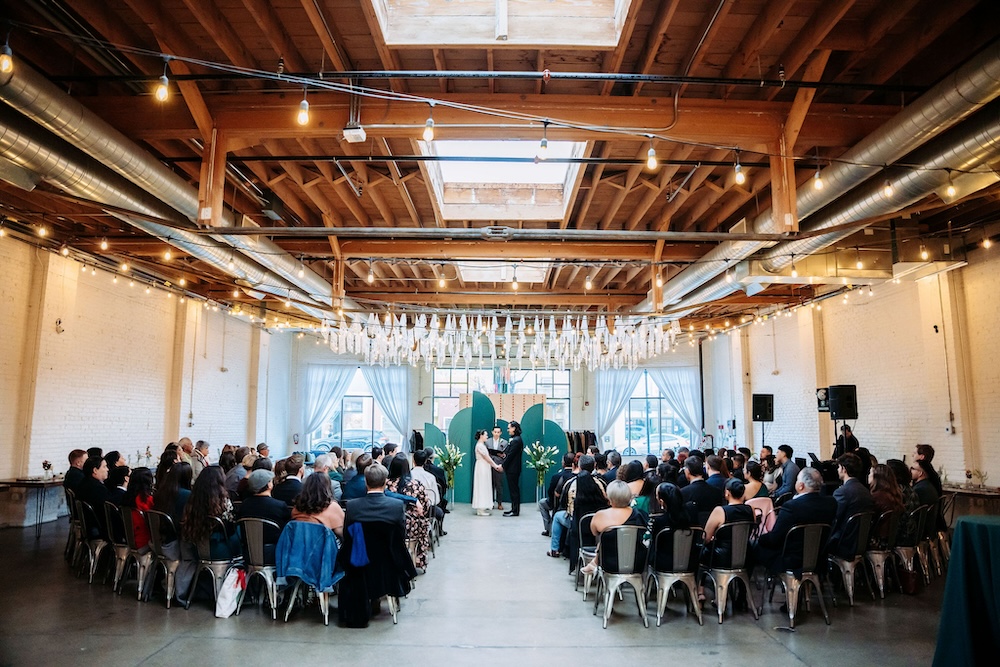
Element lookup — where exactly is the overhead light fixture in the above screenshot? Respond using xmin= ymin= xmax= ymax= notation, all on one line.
xmin=297 ymin=258 xmax=305 ymax=278
xmin=512 ymin=267 xmax=519 ymax=291
xmin=179 ymin=278 xmax=186 ymax=287
xmin=422 ymin=102 xmax=435 ymax=142
xmin=154 ymin=58 xmax=171 ymax=102
xmin=232 ymin=288 xmax=239 ymax=298
xmin=920 ymin=244 xmax=929 ymax=261
xmin=59 ymin=243 xmax=69 ymax=256
xmin=0 ymin=42 xmax=13 ymax=74
xmin=296 ymin=89 xmax=310 ymax=126
xmin=725 ymin=269 xmax=733 ymax=283
xmin=91 ymin=267 xmax=96 ymax=276
xmin=733 ymin=152 xmax=746 ymax=185
xmin=228 ymin=253 xmax=236 ymax=271
xmin=584 ymin=275 xmax=593 ymax=291
xmin=37 ymin=225 xmax=48 ymax=237
xmin=882 ymin=178 xmax=894 ymax=198
xmin=656 ymin=275 xmax=663 ymax=287
xmin=790 ymin=254 xmax=798 ymax=278
xmin=946 ymin=171 xmax=956 ymax=198
xmin=984 ymin=230 xmax=993 ymax=249
xmin=438 ymin=276 xmax=446 ymax=288
xmin=367 ymin=259 xmax=375 ymax=284
xmin=343 ymin=123 xmax=367 ymax=143
xmin=120 ymin=262 xmax=129 ymax=272
xmin=856 ymin=247 xmax=863 ymax=270
xmin=163 ymin=248 xmax=172 ymax=261
xmin=100 ymin=237 xmax=109 ymax=250
xmin=813 ymin=166 xmax=823 ymax=190
xmin=646 ymin=137 xmax=658 ymax=171
xmin=537 ymin=120 xmax=549 ymax=160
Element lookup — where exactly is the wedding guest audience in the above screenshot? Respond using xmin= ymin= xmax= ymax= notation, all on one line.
xmin=386 ymin=453 xmax=432 ymax=570
xmin=123 ymin=467 xmax=155 ymax=550
xmin=236 ymin=455 xmax=270 ymax=500
xmin=594 ymin=453 xmax=609 ymax=478
xmin=827 ymin=453 xmax=875 ymax=559
xmin=622 ymin=460 xmax=654 ymax=515
xmin=342 ymin=453 xmax=373 ymax=501
xmin=411 ymin=449 xmax=446 ymax=535
xmin=224 ymin=447 xmax=251 ymax=497
xmin=371 ymin=446 xmax=384 ymax=465
xmin=912 ymin=459 xmax=944 ymax=530
xmin=271 ymin=454 xmax=304 ymax=505
xmin=63 ymin=449 xmax=87 ymax=492
xmin=914 ymin=444 xmax=943 ymax=496
xmin=311 ymin=454 xmax=344 ymax=501
xmin=656 ymin=462 xmax=678 ymax=485
xmin=888 ymin=459 xmax=921 ymax=544
xmin=771 ymin=445 xmax=800 ymax=501
xmin=152 ymin=461 xmax=195 ymax=602
xmin=547 ymin=456 xmax=583 ymax=557
xmin=256 ymin=443 xmax=270 ymax=461
xmin=701 ymin=478 xmax=754 ymax=591
xmin=87 ymin=447 xmax=103 ymax=459
xmin=190 ymin=441 xmax=210 ymax=479
xmin=603 ymin=450 xmax=622 ymax=483
xmin=869 ymin=464 xmax=905 ymax=545
xmin=680 ymin=456 xmax=724 ymax=526
xmin=644 ymin=454 xmax=658 ymax=471
xmin=291 ymin=472 xmax=345 ymax=539
xmin=755 ymin=468 xmax=836 ymax=573
xmin=181 ymin=465 xmax=240 ymax=559
xmin=273 ymin=458 xmax=287 ymax=485
xmin=539 ymin=453 xmax=576 ymax=537
xmin=383 ymin=443 xmax=399 ymax=459
xmin=762 ymin=455 xmax=779 ymax=493
xmin=730 ymin=453 xmax=747 ymax=482
xmin=155 ymin=448 xmax=180 ymax=490
xmin=218 ymin=450 xmax=237 ymax=475
xmin=236 ymin=469 xmax=291 ymax=564
xmin=104 ymin=450 xmax=126 ymax=471
xmin=423 ymin=450 xmax=449 ymax=513
xmin=579 ymin=481 xmax=646 ymax=575
xmin=648 ymin=483 xmax=694 ymax=572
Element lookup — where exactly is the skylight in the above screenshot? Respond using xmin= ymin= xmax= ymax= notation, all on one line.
xmin=456 ymin=261 xmax=550 ymax=284
xmin=420 ymin=139 xmax=587 ymax=221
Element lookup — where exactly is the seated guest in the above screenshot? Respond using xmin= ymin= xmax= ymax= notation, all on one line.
xmin=104 ymin=450 xmax=126 ymax=474
xmin=644 ymin=454 xmax=658 ymax=471
xmin=155 ymin=448 xmax=180 ymax=490
xmin=649 ymin=483 xmax=694 ymax=572
xmin=762 ymin=454 xmax=779 ymax=493
xmin=562 ymin=455 xmax=610 ymax=565
xmin=272 ymin=458 xmax=287 ymax=485
xmin=755 ymin=468 xmax=837 ymax=573
xmin=594 ymin=452 xmax=609 ymax=478
xmin=181 ymin=465 xmax=240 ymax=559
xmin=579 ymin=480 xmax=647 ymax=574
xmin=237 ymin=469 xmax=292 ymax=564
xmin=680 ymin=456 xmax=724 ymax=527
xmin=218 ymin=450 xmax=237 ymax=475
xmin=702 ymin=479 xmax=754 ymax=570
xmin=107 ymin=466 xmax=130 ymax=506
xmin=272 ymin=454 xmax=305 ymax=506
xmin=370 ymin=445 xmax=384 ymax=465
xmin=291 ymin=473 xmax=345 ymax=539
xmin=123 ymin=467 xmax=155 ymax=551
xmin=705 ymin=455 xmax=730 ymax=491
xmin=224 ymin=446 xmax=251 ymax=497
xmin=869 ymin=464 xmax=905 ymax=546
xmin=312 ymin=454 xmax=343 ymax=501
xmin=771 ymin=445 xmax=800 ymax=501
xmin=730 ymin=453 xmax=747 ymax=482
xmin=828 ymin=453 xmax=875 ymax=558
xmin=191 ymin=441 xmax=210 ymax=479
xmin=256 ymin=442 xmax=270 ymax=462
xmin=743 ymin=461 xmax=768 ymax=499
xmin=386 ymin=453 xmax=432 ymax=570
xmin=76 ymin=456 xmax=111 ymax=538
xmin=912 ymin=459 xmax=944 ymax=530
xmin=342 ymin=453 xmax=372 ymax=501
xmin=603 ymin=450 xmax=622 ymax=483
xmin=383 ymin=443 xmax=399 ymax=460
xmin=539 ymin=453 xmax=576 ymax=538
xmin=547 ymin=456 xmax=582 ymax=557
xmin=325 ymin=449 xmax=345 ymax=485
xmin=237 ymin=456 xmax=271 ymax=500
xmin=656 ymin=462 xmax=678 ymax=485
xmin=422 ymin=449 xmax=449 ymax=513
xmin=411 ymin=449 xmax=447 ymax=535
xmin=888 ymin=459 xmax=921 ymax=545
xmin=87 ymin=446 xmax=103 ymax=460
xmin=622 ymin=460 xmax=652 ymax=514
xmin=63 ymin=449 xmax=87 ymax=492
xmin=152 ymin=462 xmax=195 ymax=602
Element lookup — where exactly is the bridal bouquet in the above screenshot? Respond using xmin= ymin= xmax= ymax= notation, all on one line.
xmin=524 ymin=441 xmax=560 ymax=488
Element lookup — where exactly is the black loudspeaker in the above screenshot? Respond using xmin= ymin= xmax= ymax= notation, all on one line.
xmin=828 ymin=384 xmax=858 ymax=420
xmin=752 ymin=394 xmax=774 ymax=422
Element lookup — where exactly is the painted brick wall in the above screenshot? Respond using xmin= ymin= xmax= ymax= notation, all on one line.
xmin=0 ymin=238 xmax=38 ymax=479
xmin=256 ymin=329 xmax=292 ymax=457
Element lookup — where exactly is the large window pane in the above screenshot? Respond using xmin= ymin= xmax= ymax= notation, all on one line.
xmin=309 ymin=369 xmax=403 ymax=453
xmin=613 ymin=370 xmax=693 ymax=457
xmin=432 ymin=367 xmax=571 ymax=431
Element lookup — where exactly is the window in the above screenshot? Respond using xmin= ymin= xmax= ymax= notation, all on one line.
xmin=432 ymin=367 xmax=571 ymax=432
xmin=613 ymin=370 xmax=693 ymax=457
xmin=309 ymin=369 xmax=403 ymax=452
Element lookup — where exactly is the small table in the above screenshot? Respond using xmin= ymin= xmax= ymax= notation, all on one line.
xmin=0 ymin=477 xmax=65 ymax=539
xmin=933 ymin=515 xmax=1000 ymax=666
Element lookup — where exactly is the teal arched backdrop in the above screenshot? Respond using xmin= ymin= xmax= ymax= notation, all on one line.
xmin=431 ymin=391 xmax=567 ymax=504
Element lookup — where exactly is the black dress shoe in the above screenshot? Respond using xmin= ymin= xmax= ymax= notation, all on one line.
xmin=541 ymin=530 xmax=550 ymax=537
xmin=440 ymin=530 xmax=448 ymax=536
xmin=503 ymin=511 xmax=515 ymax=516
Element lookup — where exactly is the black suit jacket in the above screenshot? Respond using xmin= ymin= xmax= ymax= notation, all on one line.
xmin=502 ymin=436 xmax=523 ymax=477
xmin=237 ymin=494 xmax=291 ymax=545
xmin=827 ymin=477 xmax=875 ymax=558
xmin=680 ymin=479 xmax=724 ymax=526
xmin=345 ymin=492 xmax=406 ymax=531
xmin=76 ymin=476 xmax=111 ymax=539
xmin=757 ymin=491 xmax=838 ymax=572
xmin=271 ymin=477 xmax=303 ymax=506
xmin=602 ymin=467 xmax=618 ymax=484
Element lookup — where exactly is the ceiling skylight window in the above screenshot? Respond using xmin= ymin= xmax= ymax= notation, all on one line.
xmin=420 ymin=139 xmax=587 ymax=221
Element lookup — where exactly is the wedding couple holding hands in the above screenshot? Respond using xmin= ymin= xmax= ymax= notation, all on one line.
xmin=472 ymin=422 xmax=523 ymax=516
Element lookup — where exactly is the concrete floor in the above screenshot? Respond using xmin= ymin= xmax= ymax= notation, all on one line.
xmin=0 ymin=504 xmax=941 ymax=666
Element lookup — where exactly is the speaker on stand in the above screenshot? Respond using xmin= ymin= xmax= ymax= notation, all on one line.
xmin=752 ymin=394 xmax=774 ymax=452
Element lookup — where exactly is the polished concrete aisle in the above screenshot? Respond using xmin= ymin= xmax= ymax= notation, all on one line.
xmin=0 ymin=506 xmax=941 ymax=666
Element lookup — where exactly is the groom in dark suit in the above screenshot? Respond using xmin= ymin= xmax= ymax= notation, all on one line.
xmin=502 ymin=421 xmax=524 ymax=516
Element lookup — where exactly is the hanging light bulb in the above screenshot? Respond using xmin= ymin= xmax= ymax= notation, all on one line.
xmin=656 ymin=275 xmax=663 ymax=287
xmin=367 ymin=260 xmax=375 ymax=284
xmin=163 ymin=248 xmax=172 ymax=261
xmin=882 ymin=179 xmax=894 ymax=198
xmin=946 ymin=171 xmax=956 ymax=198
xmin=145 ymin=286 xmax=151 ymax=295
xmin=512 ymin=268 xmax=519 ymax=291
xmin=422 ymin=103 xmax=435 ymax=142
xmin=725 ymin=269 xmax=733 ymax=283
xmin=0 ymin=43 xmax=13 ymax=74
xmin=228 ymin=254 xmax=236 ymax=271
xmin=856 ymin=248 xmax=863 ymax=270
xmin=733 ymin=153 xmax=746 ymax=185
xmin=37 ymin=225 xmax=48 ymax=237
xmin=537 ymin=121 xmax=549 ymax=160
xmin=984 ymin=232 xmax=993 ymax=249
xmin=296 ymin=90 xmax=310 ymax=126
xmin=813 ymin=166 xmax=823 ymax=190
xmin=100 ymin=237 xmax=109 ymax=250
xmin=179 ymin=278 xmax=186 ymax=287
xmin=60 ymin=243 xmax=69 ymax=256
xmin=585 ymin=275 xmax=593 ymax=291
xmin=920 ymin=245 xmax=929 ymax=261
xmin=81 ymin=264 xmax=87 ymax=273
xmin=790 ymin=256 xmax=798 ymax=278
xmin=297 ymin=259 xmax=305 ymax=278
xmin=232 ymin=288 xmax=239 ymax=298
xmin=646 ymin=137 xmax=658 ymax=170
xmin=154 ymin=58 xmax=171 ymax=102
xmin=112 ymin=275 xmax=118 ymax=284
xmin=438 ymin=276 xmax=446 ymax=288
xmin=120 ymin=262 xmax=129 ymax=272
xmin=129 ymin=280 xmax=135 ymax=287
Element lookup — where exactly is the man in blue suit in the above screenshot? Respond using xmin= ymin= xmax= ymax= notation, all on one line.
xmin=771 ymin=444 xmax=800 ymax=502
xmin=756 ymin=467 xmax=837 ymax=573
xmin=826 ymin=453 xmax=875 ymax=559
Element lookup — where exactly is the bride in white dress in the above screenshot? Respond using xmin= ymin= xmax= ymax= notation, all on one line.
xmin=472 ymin=429 xmax=501 ymax=515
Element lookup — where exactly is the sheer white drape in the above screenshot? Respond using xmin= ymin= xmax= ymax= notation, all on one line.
xmin=595 ymin=369 xmax=643 ymax=440
xmin=302 ymin=365 xmax=356 ymax=436
xmin=647 ymin=366 xmax=702 ymax=436
xmin=361 ymin=366 xmax=410 ymax=447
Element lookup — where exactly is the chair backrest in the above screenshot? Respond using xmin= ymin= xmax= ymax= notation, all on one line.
xmin=651 ymin=526 xmax=699 ymax=574
xmin=65 ymin=488 xmax=79 ymax=521
xmin=746 ymin=496 xmax=775 ymax=536
xmin=712 ymin=521 xmax=754 ymax=569
xmin=144 ymin=509 xmax=177 ymax=559
xmin=118 ymin=504 xmax=141 ymax=551
xmin=598 ymin=525 xmax=647 ymax=575
xmin=237 ymin=517 xmax=281 ymax=568
xmin=938 ymin=493 xmax=955 ymax=529
xmin=843 ymin=511 xmax=874 ymax=559
xmin=871 ymin=509 xmax=901 ymax=550
xmin=782 ymin=523 xmax=829 ymax=573
xmin=578 ymin=512 xmax=598 ymax=550
xmin=276 ymin=520 xmax=339 ymax=590
xmin=195 ymin=515 xmax=231 ymax=561
xmin=104 ymin=501 xmax=127 ymax=547
xmin=77 ymin=500 xmax=103 ymax=541
xmin=774 ymin=491 xmax=794 ymax=508
xmin=899 ymin=505 xmax=928 ymax=547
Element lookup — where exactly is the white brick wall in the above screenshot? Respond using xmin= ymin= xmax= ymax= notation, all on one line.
xmin=0 ymin=239 xmax=38 ymax=479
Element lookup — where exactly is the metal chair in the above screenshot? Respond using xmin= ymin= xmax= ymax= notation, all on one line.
xmin=574 ymin=512 xmax=598 ymax=599
xmin=895 ymin=505 xmax=929 ymax=588
xmin=936 ymin=493 xmax=955 ymax=567
xmin=705 ymin=521 xmax=759 ymax=624
xmin=646 ymin=526 xmax=704 ymax=626
xmin=115 ymin=504 xmax=153 ymax=600
xmin=592 ymin=525 xmax=649 ymax=628
xmin=76 ymin=500 xmax=111 ymax=584
xmin=185 ymin=516 xmax=239 ymax=610
xmin=864 ymin=509 xmax=901 ymax=598
xmin=235 ymin=517 xmax=280 ymax=619
xmin=103 ymin=501 xmax=132 ymax=591
xmin=828 ymin=511 xmax=875 ymax=606
xmin=64 ymin=488 xmax=82 ymax=565
xmin=145 ymin=509 xmax=183 ymax=608
xmin=915 ymin=504 xmax=938 ymax=583
xmin=277 ymin=521 xmax=342 ymax=626
xmin=774 ymin=491 xmax=794 ymax=508
xmin=764 ymin=523 xmax=831 ymax=628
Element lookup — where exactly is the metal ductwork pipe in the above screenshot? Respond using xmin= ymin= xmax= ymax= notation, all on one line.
xmin=0 ymin=60 xmax=352 ymax=314
xmin=759 ymin=99 xmax=1000 ymax=271
xmin=658 ymin=41 xmax=1000 ymax=309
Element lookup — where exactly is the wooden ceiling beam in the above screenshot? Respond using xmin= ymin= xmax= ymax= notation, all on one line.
xmin=298 ymin=0 xmax=352 ymax=72
xmin=180 ymin=0 xmax=257 ymax=69
xmin=569 ymin=143 xmax=613 ymax=229
xmin=331 ymin=239 xmax=707 ymax=262
xmin=355 ymin=292 xmax=644 ymax=308
xmin=599 ymin=143 xmax=653 ymax=229
xmin=632 ymin=0 xmax=683 ymax=96
xmin=599 ymin=0 xmax=643 ymax=96
xmin=765 ymin=0 xmax=856 ymax=101
xmin=828 ymin=0 xmax=921 ymax=85
xmin=239 ymin=0 xmax=310 ymax=73
xmin=720 ymin=0 xmax=797 ymax=97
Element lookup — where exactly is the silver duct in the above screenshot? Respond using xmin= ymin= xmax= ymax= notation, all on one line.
xmin=658 ymin=41 xmax=1000 ymax=308
xmin=0 ymin=60 xmax=344 ymax=312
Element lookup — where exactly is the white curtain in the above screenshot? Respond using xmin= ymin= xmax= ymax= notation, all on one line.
xmin=361 ymin=365 xmax=410 ymax=448
xmin=595 ymin=369 xmax=643 ymax=440
xmin=647 ymin=366 xmax=702 ymax=436
xmin=302 ymin=365 xmax=356 ymax=436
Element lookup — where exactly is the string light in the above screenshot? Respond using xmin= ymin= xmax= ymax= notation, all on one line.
xmin=512 ymin=267 xmax=519 ymax=291
xmin=154 ymin=58 xmax=170 ymax=102
xmin=725 ymin=269 xmax=733 ymax=283
xmin=882 ymin=178 xmax=894 ymax=198
xmin=100 ymin=237 xmax=109 ymax=250
xmin=129 ymin=280 xmax=134 ymax=287
xmin=438 ymin=276 xmax=446 ymax=288
xmin=656 ymin=275 xmax=663 ymax=287
xmin=367 ymin=259 xmax=375 ymax=284
xmin=60 ymin=243 xmax=69 ymax=256
xmin=856 ymin=248 xmax=863 ymax=270
xmin=179 ymin=278 xmax=186 ymax=287
xmin=37 ymin=225 xmax=48 ymax=237
xmin=120 ymin=262 xmax=129 ymax=272
xmin=232 ymin=288 xmax=239 ymax=298
xmin=91 ymin=267 xmax=96 ymax=276
xmin=537 ymin=120 xmax=549 ymax=160
xmin=946 ymin=171 xmax=956 ymax=198
xmin=296 ymin=89 xmax=310 ymax=126
xmin=228 ymin=253 xmax=235 ymax=271
xmin=984 ymin=232 xmax=992 ymax=249
xmin=585 ymin=275 xmax=593 ymax=290
xmin=81 ymin=264 xmax=87 ymax=273
xmin=920 ymin=245 xmax=929 ymax=260
xmin=646 ymin=137 xmax=658 ymax=171
xmin=0 ymin=42 xmax=13 ymax=74
xmin=790 ymin=254 xmax=798 ymax=278
xmin=733 ymin=152 xmax=746 ymax=185
xmin=422 ymin=103 xmax=435 ymax=142
xmin=297 ymin=258 xmax=305 ymax=278
xmin=112 ymin=275 xmax=118 ymax=284
xmin=145 ymin=286 xmax=151 ymax=295
xmin=163 ymin=248 xmax=172 ymax=260
xmin=813 ymin=165 xmax=823 ymax=190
